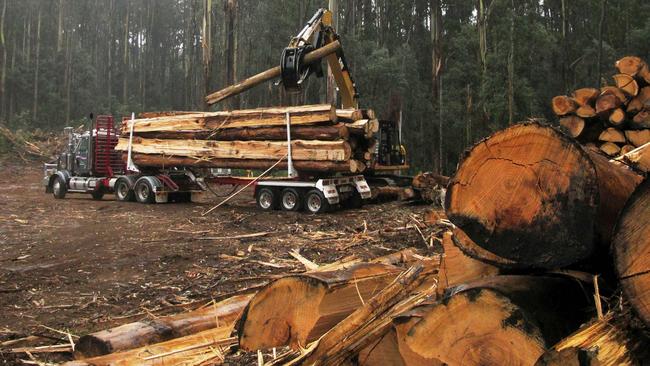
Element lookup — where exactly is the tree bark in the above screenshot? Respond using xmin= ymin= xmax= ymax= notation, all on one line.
xmin=75 ymin=294 xmax=252 ymax=358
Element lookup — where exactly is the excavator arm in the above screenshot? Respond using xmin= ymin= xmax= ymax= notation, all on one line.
xmin=205 ymin=8 xmax=358 ymax=109
xmin=280 ymin=8 xmax=358 ymax=109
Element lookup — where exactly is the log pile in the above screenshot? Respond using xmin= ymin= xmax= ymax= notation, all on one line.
xmin=553 ymin=56 xmax=650 ymax=173
xmin=115 ymin=104 xmax=378 ymax=174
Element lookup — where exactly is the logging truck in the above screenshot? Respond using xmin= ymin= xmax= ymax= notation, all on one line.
xmin=42 ymin=114 xmax=388 ymax=213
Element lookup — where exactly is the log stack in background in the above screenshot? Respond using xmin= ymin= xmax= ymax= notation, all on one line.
xmin=115 ymin=104 xmax=378 ymax=174
xmin=553 ymin=56 xmax=650 ymax=172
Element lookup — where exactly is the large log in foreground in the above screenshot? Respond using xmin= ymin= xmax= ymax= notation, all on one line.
xmin=445 ymin=122 xmax=642 ymax=269
xmin=74 ymin=294 xmax=251 ymax=358
xmin=614 ymin=179 xmax=650 ymax=328
xmin=535 ymin=312 xmax=647 ymax=366
xmin=237 ymin=263 xmax=403 ymax=351
xmin=393 ymin=276 xmax=592 ymax=366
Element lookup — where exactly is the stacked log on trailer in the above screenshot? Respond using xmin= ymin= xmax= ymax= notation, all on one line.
xmin=115 ymin=104 xmax=378 ymax=174
xmin=553 ymin=56 xmax=650 ymax=171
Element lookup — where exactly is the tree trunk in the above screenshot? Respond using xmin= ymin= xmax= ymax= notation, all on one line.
xmin=613 ymin=179 xmax=650 ymax=328
xmin=32 ymin=4 xmax=41 ymax=120
xmin=224 ymin=0 xmax=238 ymax=109
xmin=0 ymin=0 xmax=6 ymax=119
xmin=57 ymin=0 xmax=63 ymax=53
xmin=599 ymin=127 xmax=626 ymax=143
xmin=445 ymin=122 xmax=643 ymax=269
xmin=431 ymin=0 xmax=442 ymax=173
xmin=596 ymin=0 xmax=606 ymax=87
xmin=507 ymin=0 xmax=515 ymax=125
xmin=393 ymin=276 xmax=593 ymax=366
xmin=75 ymin=294 xmax=252 ymax=358
xmin=122 ymin=1 xmax=129 ymax=105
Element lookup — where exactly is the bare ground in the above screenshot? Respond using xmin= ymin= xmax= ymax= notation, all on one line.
xmin=0 ymin=161 xmax=439 ymax=365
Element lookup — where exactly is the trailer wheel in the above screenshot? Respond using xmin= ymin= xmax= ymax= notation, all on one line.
xmin=347 ymin=190 xmax=364 ymax=209
xmin=305 ymin=189 xmax=330 ymax=214
xmin=52 ymin=176 xmax=67 ymax=199
xmin=114 ymin=179 xmax=135 ymax=202
xmin=280 ymin=188 xmax=303 ymax=212
xmin=256 ymin=187 xmax=278 ymax=211
xmin=134 ymin=179 xmax=155 ymax=204
xmin=91 ymin=190 xmax=104 ymax=200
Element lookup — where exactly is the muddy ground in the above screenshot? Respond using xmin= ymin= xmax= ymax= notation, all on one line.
xmin=0 ymin=161 xmax=440 ymax=365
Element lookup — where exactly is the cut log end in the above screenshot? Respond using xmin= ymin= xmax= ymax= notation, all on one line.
xmin=446 ymin=123 xmax=599 ymax=268
xmin=551 ymin=96 xmax=577 ymax=116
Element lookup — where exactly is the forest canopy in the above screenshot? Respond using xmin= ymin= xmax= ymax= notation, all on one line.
xmin=1 ymin=0 xmax=650 ymax=173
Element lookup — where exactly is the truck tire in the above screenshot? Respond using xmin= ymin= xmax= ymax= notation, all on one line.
xmin=114 ymin=179 xmax=135 ymax=202
xmin=280 ymin=188 xmax=303 ymax=212
xmin=91 ymin=190 xmax=104 ymax=200
xmin=305 ymin=189 xmax=330 ymax=214
xmin=134 ymin=179 xmax=156 ymax=204
xmin=346 ymin=190 xmax=364 ymax=209
xmin=52 ymin=176 xmax=67 ymax=199
xmin=256 ymin=187 xmax=278 ymax=211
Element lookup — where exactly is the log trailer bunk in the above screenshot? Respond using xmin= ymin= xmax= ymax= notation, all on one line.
xmin=43 ymin=8 xmax=407 ymax=214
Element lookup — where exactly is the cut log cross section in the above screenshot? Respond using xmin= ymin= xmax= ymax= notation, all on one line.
xmin=445 ymin=122 xmax=642 ymax=269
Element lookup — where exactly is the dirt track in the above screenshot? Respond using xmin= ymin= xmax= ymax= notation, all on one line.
xmin=0 ymin=162 xmax=438 ymax=364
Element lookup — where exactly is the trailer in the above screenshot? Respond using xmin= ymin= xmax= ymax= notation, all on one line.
xmin=44 ymin=115 xmax=374 ymax=214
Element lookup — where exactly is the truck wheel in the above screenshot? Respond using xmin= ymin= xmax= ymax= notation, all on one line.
xmin=347 ymin=190 xmax=364 ymax=209
xmin=134 ymin=179 xmax=155 ymax=204
xmin=114 ymin=179 xmax=135 ymax=202
xmin=91 ymin=190 xmax=104 ymax=200
xmin=52 ymin=176 xmax=67 ymax=199
xmin=256 ymin=187 xmax=278 ymax=211
xmin=280 ymin=188 xmax=303 ymax=212
xmin=305 ymin=189 xmax=330 ymax=214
